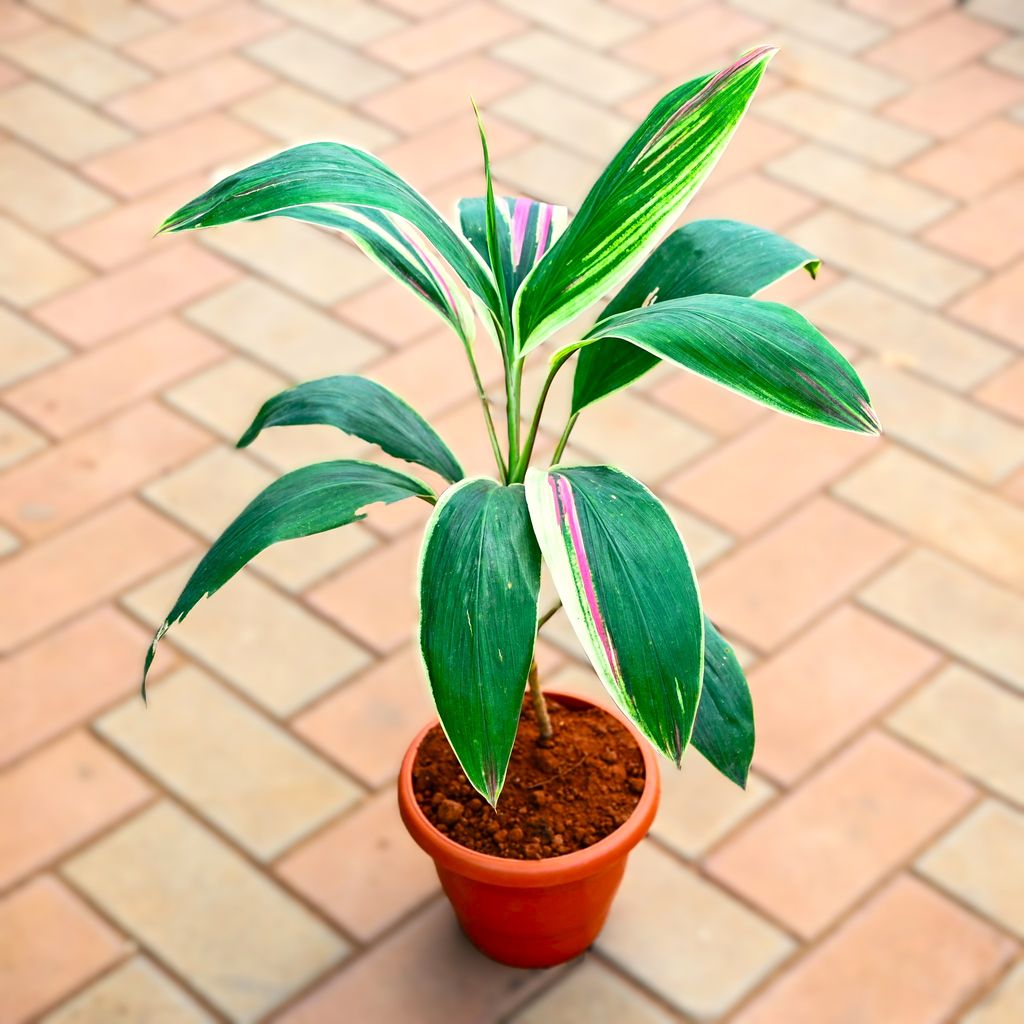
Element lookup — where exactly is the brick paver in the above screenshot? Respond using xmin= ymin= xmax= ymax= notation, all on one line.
xmin=2 ymin=2 xmax=1021 ymax=1022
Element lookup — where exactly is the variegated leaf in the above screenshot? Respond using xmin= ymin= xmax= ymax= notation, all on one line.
xmin=573 ymin=295 xmax=879 ymax=434
xmin=525 ymin=465 xmax=703 ymax=764
xmin=573 ymin=219 xmax=820 ymax=413
xmin=458 ymin=196 xmax=569 ymax=302
xmin=159 ymin=142 xmax=499 ymax=328
xmin=419 ymin=478 xmax=541 ymax=806
xmin=513 ymin=47 xmax=775 ymax=355
xmin=237 ymin=375 xmax=464 ymax=484
xmin=143 ymin=461 xmax=433 ymax=695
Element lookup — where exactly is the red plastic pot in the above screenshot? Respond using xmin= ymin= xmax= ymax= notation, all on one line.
xmin=397 ymin=691 xmax=661 ymax=968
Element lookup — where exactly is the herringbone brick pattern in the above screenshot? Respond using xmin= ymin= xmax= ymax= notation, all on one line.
xmin=1 ymin=1 xmax=1022 ymax=1021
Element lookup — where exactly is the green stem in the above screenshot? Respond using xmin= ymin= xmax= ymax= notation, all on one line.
xmin=463 ymin=337 xmax=507 ymax=483
xmin=551 ymin=412 xmax=579 ymax=465
xmin=537 ymin=600 xmax=561 ymax=628
xmin=512 ymin=350 xmax=573 ymax=481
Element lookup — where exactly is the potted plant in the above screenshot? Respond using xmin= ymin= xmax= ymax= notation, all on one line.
xmin=143 ymin=45 xmax=879 ymax=969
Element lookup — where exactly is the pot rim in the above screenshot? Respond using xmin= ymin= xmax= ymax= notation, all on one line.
xmin=397 ymin=689 xmax=661 ymax=887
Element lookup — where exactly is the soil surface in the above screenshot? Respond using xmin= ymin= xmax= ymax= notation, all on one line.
xmin=411 ymin=696 xmax=645 ymax=860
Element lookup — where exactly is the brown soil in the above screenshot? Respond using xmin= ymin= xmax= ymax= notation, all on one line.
xmin=411 ymin=696 xmax=645 ymax=860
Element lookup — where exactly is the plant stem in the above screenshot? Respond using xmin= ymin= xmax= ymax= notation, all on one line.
xmin=527 ymin=659 xmax=554 ymax=743
xmin=462 ymin=337 xmax=507 ymax=483
xmin=551 ymin=412 xmax=579 ymax=465
xmin=512 ymin=349 xmax=573 ymax=481
xmin=537 ymin=601 xmax=561 ymax=628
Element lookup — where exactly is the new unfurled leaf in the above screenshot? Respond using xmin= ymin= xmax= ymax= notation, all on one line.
xmin=574 ymin=219 xmax=820 ymax=412
xmin=514 ymin=47 xmax=775 ymax=355
xmin=458 ymin=196 xmax=569 ymax=303
xmin=143 ymin=461 xmax=433 ymax=694
xmin=525 ymin=465 xmax=703 ymax=764
xmin=419 ymin=478 xmax=541 ymax=806
xmin=574 ymin=295 xmax=879 ymax=434
xmin=159 ymin=142 xmax=498 ymax=326
xmin=693 ymin=620 xmax=754 ymax=787
xmin=237 ymin=375 xmax=464 ymax=484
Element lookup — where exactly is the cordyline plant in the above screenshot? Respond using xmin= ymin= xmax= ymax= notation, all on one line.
xmin=143 ymin=47 xmax=878 ymax=807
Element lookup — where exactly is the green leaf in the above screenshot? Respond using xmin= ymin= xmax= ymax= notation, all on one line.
xmin=419 ymin=478 xmax=541 ymax=806
xmin=159 ymin=142 xmax=498 ymax=325
xmin=273 ymin=205 xmax=475 ymax=343
xmin=144 ymin=461 xmax=433 ymax=694
xmin=458 ymin=196 xmax=569 ymax=303
xmin=525 ymin=465 xmax=703 ymax=764
xmin=573 ymin=219 xmax=820 ymax=413
xmin=513 ymin=47 xmax=775 ymax=355
xmin=574 ymin=295 xmax=879 ymax=434
xmin=692 ymin=619 xmax=754 ymax=787
xmin=237 ymin=375 xmax=464 ymax=484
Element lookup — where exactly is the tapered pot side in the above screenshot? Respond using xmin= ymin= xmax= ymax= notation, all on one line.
xmin=397 ymin=691 xmax=661 ymax=969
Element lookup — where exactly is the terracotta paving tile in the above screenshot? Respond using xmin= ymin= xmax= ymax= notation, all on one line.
xmin=651 ymin=368 xmax=769 ymax=437
xmin=496 ymin=29 xmax=651 ymax=104
xmin=684 ymin=171 xmax=818 ymax=230
xmin=0 ymin=730 xmax=151 ymax=889
xmin=335 ymin=277 xmax=441 ymax=347
xmin=0 ymin=877 xmax=128 ymax=1024
xmin=856 ymin=359 xmax=1024 ymax=483
xmin=494 ymin=140 xmax=602 ymax=208
xmin=0 ymin=81 xmax=130 ymax=161
xmin=867 ymin=10 xmax=1005 ymax=81
xmin=366 ymin=2 xmax=524 ymax=73
xmin=292 ymin=646 xmax=435 ymax=787
xmin=144 ymin=446 xmax=376 ymax=592
xmin=748 ymin=604 xmax=940 ymax=785
xmin=233 ymin=81 xmax=395 ymax=148
xmin=890 ymin=664 xmax=1024 ymax=805
xmin=125 ymin=559 xmax=371 ymax=716
xmin=0 ymin=2 xmax=45 ymax=39
xmin=0 ymin=500 xmax=193 ymax=653
xmin=247 ymin=26 xmax=397 ymax=102
xmin=975 ymin=357 xmax=1024 ymax=423
xmin=700 ymin=116 xmax=800 ymax=189
xmin=104 ymin=53 xmax=270 ymax=130
xmin=99 ymin=666 xmax=362 ymax=860
xmin=848 ymin=0 xmax=953 ymax=26
xmin=276 ymin=900 xmax=544 ymax=1024
xmin=126 ymin=2 xmax=283 ymax=70
xmin=25 ymin=0 xmax=164 ymax=45
xmin=63 ymin=802 xmax=348 ymax=1022
xmin=769 ymin=142 xmax=952 ymax=231
xmin=708 ymin=731 xmax=975 ymax=937
xmin=700 ymin=497 xmax=904 ymax=650
xmin=0 ymin=607 xmax=173 ymax=769
xmin=988 ymin=34 xmax=1024 ymax=74
xmin=276 ymin=790 xmax=438 ymax=942
xmin=0 ymin=24 xmax=149 ymax=100
xmin=307 ymin=531 xmax=421 ymax=654
xmin=964 ymin=963 xmax=1024 ymax=1024
xmin=40 ymin=956 xmax=213 ymax=1024
xmin=32 ymin=244 xmax=237 ymax=348
xmin=500 ymin=0 xmax=643 ymax=47
xmin=951 ymin=258 xmax=1024 ymax=348
xmin=0 ymin=141 xmax=112 ymax=233
xmin=598 ymin=840 xmax=794 ymax=1019
xmin=758 ymin=87 xmax=930 ymax=166
xmin=0 ymin=402 xmax=211 ymax=539
xmin=836 ymin=445 xmax=1024 ymax=589
xmin=0 ymin=216 xmax=90 ymax=308
xmin=790 ymin=209 xmax=982 ymax=306
xmin=972 ymin=0 xmax=1024 ymax=31
xmin=733 ymin=875 xmax=1013 ymax=1024
xmin=260 ymin=0 xmax=404 ymax=44
xmin=918 ymin=800 xmax=1024 ymax=938
xmin=926 ymin=180 xmax=1024 ymax=268
xmin=186 ymin=277 xmax=381 ymax=378
xmin=665 ymin=414 xmax=876 ymax=536
xmin=0 ymin=407 xmax=46 ymax=470
xmin=55 ymin=176 xmax=207 ymax=271
xmin=510 ymin=959 xmax=675 ymax=1024
xmin=200 ymin=214 xmax=381 ymax=305
xmin=617 ymin=4 xmax=766 ymax=77
xmin=361 ymin=54 xmax=524 ymax=132
xmin=82 ymin=112 xmax=265 ymax=198
xmin=885 ymin=63 xmax=1024 ymax=137
xmin=4 ymin=318 xmax=223 ymax=437
xmin=802 ymin=278 xmax=1011 ymax=389
xmin=903 ymin=118 xmax=1024 ymax=198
